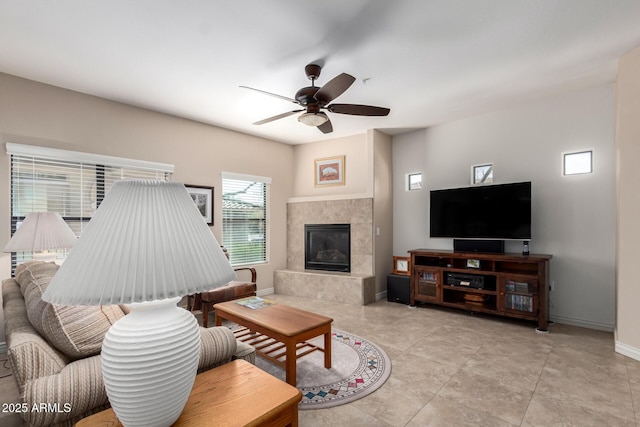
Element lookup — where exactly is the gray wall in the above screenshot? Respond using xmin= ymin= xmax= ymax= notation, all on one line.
xmin=392 ymin=84 xmax=616 ymax=330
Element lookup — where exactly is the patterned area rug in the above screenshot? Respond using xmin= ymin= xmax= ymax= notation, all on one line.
xmin=250 ymin=329 xmax=391 ymax=409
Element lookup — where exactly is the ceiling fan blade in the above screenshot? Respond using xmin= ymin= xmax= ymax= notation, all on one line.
xmin=317 ymin=118 xmax=333 ymax=134
xmin=253 ymin=110 xmax=303 ymax=125
xmin=240 ymin=86 xmax=298 ymax=104
xmin=327 ymin=103 xmax=390 ymax=116
xmin=314 ymin=73 xmax=356 ymax=105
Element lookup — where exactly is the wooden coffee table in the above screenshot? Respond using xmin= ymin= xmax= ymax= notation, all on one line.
xmin=76 ymin=359 xmax=301 ymax=426
xmin=214 ymin=300 xmax=333 ymax=387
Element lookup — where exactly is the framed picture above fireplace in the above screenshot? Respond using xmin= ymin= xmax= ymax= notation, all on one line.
xmin=314 ymin=155 xmax=345 ymax=187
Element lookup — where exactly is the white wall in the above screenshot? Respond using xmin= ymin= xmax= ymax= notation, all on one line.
xmin=372 ymin=130 xmax=394 ymax=297
xmin=615 ymin=46 xmax=640 ymax=359
xmin=393 ymin=84 xmax=616 ymax=330
xmin=290 ymin=133 xmax=371 ymax=201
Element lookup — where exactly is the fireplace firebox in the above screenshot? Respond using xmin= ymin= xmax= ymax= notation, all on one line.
xmin=305 ymin=224 xmax=351 ymax=272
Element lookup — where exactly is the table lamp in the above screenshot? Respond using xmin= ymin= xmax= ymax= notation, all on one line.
xmin=3 ymin=212 xmax=77 ymax=262
xmin=42 ymin=180 xmax=236 ymax=427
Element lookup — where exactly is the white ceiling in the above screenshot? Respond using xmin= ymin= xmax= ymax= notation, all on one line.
xmin=2 ymin=1 xmax=640 ymax=145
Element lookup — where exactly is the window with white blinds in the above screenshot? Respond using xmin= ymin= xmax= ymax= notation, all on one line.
xmin=221 ymin=172 xmax=270 ymax=266
xmin=7 ymin=143 xmax=174 ymax=269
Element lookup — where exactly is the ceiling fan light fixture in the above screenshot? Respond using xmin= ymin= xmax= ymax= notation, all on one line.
xmin=298 ymin=112 xmax=328 ymax=127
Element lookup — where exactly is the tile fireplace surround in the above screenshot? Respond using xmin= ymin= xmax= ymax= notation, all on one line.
xmin=274 ymin=198 xmax=376 ymax=305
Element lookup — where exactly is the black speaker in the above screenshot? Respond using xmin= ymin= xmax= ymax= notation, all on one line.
xmin=453 ymin=239 xmax=504 ymax=254
xmin=387 ymin=274 xmax=411 ymax=304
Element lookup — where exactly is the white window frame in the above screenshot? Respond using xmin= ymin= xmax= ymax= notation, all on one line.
xmin=7 ymin=143 xmax=173 ymax=271
xmin=406 ymin=172 xmax=423 ymax=191
xmin=221 ymin=172 xmax=271 ymax=267
xmin=7 ymin=143 xmax=174 ymax=173
xmin=471 ymin=163 xmax=494 ymax=185
xmin=563 ymin=150 xmax=593 ymax=176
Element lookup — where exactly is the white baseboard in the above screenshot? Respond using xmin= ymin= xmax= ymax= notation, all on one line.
xmin=376 ymin=291 xmax=387 ymax=301
xmin=550 ymin=314 xmax=614 ymax=332
xmin=0 ymin=341 xmax=6 ymax=353
xmin=615 ymin=340 xmax=640 ymax=362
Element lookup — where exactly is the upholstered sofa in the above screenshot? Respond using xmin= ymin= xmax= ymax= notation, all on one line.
xmin=2 ymin=261 xmax=255 ymax=427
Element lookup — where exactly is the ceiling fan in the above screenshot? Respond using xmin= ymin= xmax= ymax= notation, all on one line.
xmin=240 ymin=63 xmax=390 ymax=134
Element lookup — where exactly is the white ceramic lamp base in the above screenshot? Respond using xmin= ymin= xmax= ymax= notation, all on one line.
xmin=101 ymin=297 xmax=200 ymax=427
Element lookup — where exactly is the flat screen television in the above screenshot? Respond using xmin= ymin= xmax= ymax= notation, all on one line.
xmin=430 ymin=181 xmax=531 ymax=240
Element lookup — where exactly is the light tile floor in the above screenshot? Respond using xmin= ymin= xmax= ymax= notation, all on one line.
xmin=271 ymin=295 xmax=640 ymax=427
xmin=1 ymin=294 xmax=638 ymax=426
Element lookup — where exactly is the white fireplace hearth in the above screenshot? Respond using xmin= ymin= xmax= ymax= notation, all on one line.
xmin=274 ymin=269 xmax=375 ymax=305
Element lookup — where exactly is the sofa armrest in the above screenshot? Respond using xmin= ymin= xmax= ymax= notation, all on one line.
xmin=21 ymin=328 xmax=254 ymax=426
xmin=197 ymin=326 xmax=238 ymax=371
xmin=22 ymin=355 xmax=109 ymax=427
xmin=233 ymin=341 xmax=256 ymax=365
xmin=3 ymin=279 xmax=69 ymax=391
xmin=7 ymin=333 xmax=68 ymax=393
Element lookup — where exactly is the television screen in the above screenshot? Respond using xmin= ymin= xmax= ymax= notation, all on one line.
xmin=430 ymin=182 xmax=531 ymax=240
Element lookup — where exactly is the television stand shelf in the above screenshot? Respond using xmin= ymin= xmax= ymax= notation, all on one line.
xmin=409 ymin=249 xmax=552 ymax=331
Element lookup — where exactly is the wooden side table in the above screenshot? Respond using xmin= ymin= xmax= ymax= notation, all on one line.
xmin=76 ymin=360 xmax=302 ymax=427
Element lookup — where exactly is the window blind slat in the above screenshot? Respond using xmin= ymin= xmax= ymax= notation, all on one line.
xmin=221 ymin=175 xmax=268 ymax=266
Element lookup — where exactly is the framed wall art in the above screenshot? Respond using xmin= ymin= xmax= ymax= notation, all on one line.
xmin=185 ymin=184 xmax=213 ymax=225
xmin=314 ymin=155 xmax=345 ymax=187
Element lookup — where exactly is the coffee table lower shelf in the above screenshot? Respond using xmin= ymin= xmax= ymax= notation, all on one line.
xmin=234 ymin=327 xmax=325 ymax=368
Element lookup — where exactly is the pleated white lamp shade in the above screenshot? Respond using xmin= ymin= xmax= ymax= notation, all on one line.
xmin=42 ymin=179 xmax=235 ymax=305
xmin=40 ymin=179 xmax=237 ymax=427
xmin=3 ymin=212 xmax=77 ymax=253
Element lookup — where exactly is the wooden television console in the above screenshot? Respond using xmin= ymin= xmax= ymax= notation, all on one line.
xmin=409 ymin=249 xmax=552 ymax=331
